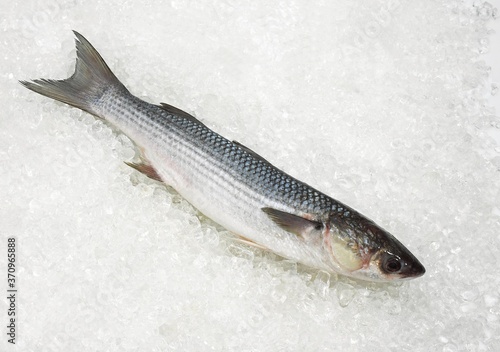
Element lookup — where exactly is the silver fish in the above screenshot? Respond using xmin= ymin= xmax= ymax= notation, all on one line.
xmin=20 ymin=31 xmax=425 ymax=282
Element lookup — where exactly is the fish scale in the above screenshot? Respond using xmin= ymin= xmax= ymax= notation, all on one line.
xmin=104 ymin=87 xmax=334 ymax=216
xmin=98 ymin=91 xmax=327 ymax=266
xmin=164 ymin=113 xmax=333 ymax=213
xmin=20 ymin=31 xmax=425 ymax=282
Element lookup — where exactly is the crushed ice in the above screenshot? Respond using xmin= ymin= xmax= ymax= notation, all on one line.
xmin=1 ymin=0 xmax=499 ymax=350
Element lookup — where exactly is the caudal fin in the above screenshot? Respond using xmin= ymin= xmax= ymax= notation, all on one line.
xmin=19 ymin=31 xmax=126 ymax=116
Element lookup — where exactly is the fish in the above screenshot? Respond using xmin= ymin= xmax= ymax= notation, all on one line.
xmin=20 ymin=31 xmax=425 ymax=282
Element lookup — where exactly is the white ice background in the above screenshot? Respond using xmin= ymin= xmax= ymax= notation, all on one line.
xmin=1 ymin=0 xmax=500 ymax=351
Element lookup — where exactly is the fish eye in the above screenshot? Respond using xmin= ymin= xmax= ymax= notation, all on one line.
xmin=383 ymin=256 xmax=402 ymax=273
xmin=314 ymin=222 xmax=323 ymax=231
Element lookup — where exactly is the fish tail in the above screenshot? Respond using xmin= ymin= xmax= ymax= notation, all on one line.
xmin=19 ymin=30 xmax=126 ymax=117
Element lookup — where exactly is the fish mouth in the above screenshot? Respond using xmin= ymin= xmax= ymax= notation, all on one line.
xmin=400 ymin=259 xmax=426 ymax=279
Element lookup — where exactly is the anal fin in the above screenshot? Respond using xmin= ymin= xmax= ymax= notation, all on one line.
xmin=125 ymin=161 xmax=163 ymax=182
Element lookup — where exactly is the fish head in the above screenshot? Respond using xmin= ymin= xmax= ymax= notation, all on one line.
xmin=324 ymin=212 xmax=425 ymax=282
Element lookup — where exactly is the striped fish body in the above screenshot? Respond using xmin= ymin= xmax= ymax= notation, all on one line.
xmin=100 ymin=88 xmax=333 ymax=270
xmin=21 ymin=32 xmax=425 ymax=282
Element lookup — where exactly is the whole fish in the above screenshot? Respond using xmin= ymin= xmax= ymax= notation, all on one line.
xmin=21 ymin=31 xmax=425 ymax=282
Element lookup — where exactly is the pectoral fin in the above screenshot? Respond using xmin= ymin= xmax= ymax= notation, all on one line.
xmin=262 ymin=207 xmax=323 ymax=239
xmin=125 ymin=161 xmax=163 ymax=182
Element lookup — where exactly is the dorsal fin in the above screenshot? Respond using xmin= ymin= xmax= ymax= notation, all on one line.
xmin=159 ymin=103 xmax=203 ymax=125
xmin=232 ymin=140 xmax=274 ymax=168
